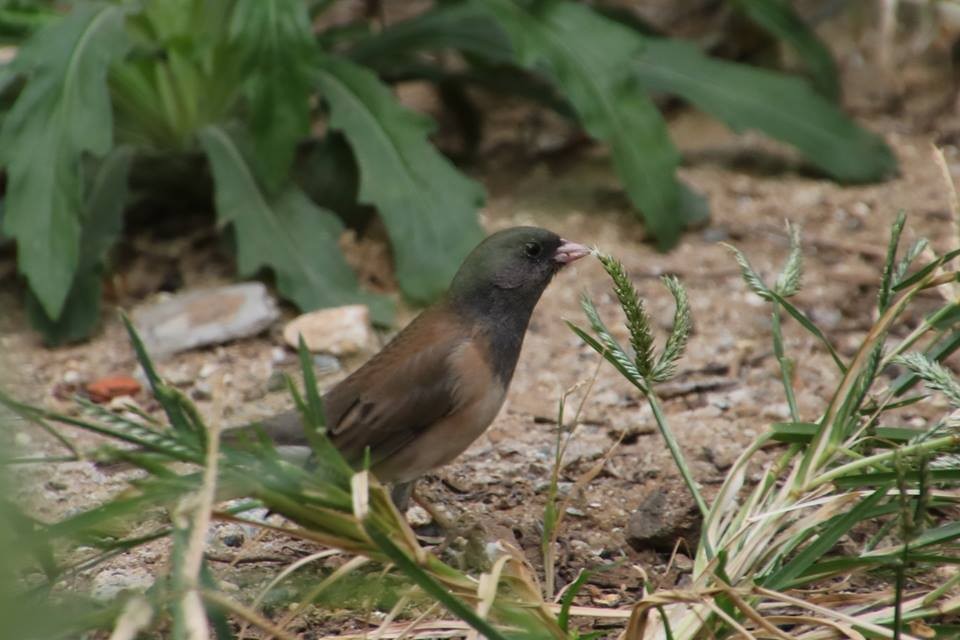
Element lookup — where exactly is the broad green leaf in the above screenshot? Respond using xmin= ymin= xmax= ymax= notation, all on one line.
xmin=730 ymin=0 xmax=839 ymax=100
xmin=634 ymin=38 xmax=896 ymax=183
xmin=0 ymin=4 xmax=129 ymax=319
xmin=24 ymin=146 xmax=132 ymax=345
xmin=475 ymin=0 xmax=702 ymax=248
xmin=315 ymin=55 xmax=485 ymax=303
xmin=230 ymin=0 xmax=314 ymax=192
xmin=199 ymin=125 xmax=392 ymax=323
xmin=348 ymin=2 xmax=513 ymax=68
xmin=25 ymin=272 xmax=103 ymax=347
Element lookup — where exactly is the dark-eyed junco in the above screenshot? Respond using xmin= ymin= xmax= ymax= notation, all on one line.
xmin=236 ymin=227 xmax=591 ymax=507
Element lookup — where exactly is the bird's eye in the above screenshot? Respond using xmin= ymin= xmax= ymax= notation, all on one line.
xmin=524 ymin=242 xmax=542 ymax=258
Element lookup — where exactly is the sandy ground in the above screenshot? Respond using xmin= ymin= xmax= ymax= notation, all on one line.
xmin=3 ymin=22 xmax=960 ymax=638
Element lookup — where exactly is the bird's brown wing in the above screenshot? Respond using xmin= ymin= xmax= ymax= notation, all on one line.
xmin=323 ymin=306 xmax=470 ymax=468
xmin=233 ymin=307 xmax=472 ymax=467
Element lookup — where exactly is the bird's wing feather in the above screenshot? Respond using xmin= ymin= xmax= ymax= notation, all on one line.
xmin=322 ymin=306 xmax=472 ymax=466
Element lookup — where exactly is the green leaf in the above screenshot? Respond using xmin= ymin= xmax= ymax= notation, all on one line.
xmin=315 ymin=55 xmax=485 ymax=303
xmin=230 ymin=0 xmax=314 ymax=192
xmin=476 ymin=0 xmax=699 ymax=248
xmin=199 ymin=125 xmax=392 ymax=323
xmin=730 ymin=0 xmax=839 ymax=100
xmin=558 ymin=568 xmax=594 ymax=632
xmin=294 ymin=133 xmax=372 ymax=228
xmin=633 ymin=37 xmax=896 ymax=183
xmin=25 ymin=147 xmax=132 ymax=345
xmin=0 ymin=4 xmax=130 ymax=319
xmin=25 ymin=272 xmax=103 ymax=347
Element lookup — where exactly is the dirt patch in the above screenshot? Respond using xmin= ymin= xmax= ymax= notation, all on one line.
xmin=4 ymin=30 xmax=960 ymax=637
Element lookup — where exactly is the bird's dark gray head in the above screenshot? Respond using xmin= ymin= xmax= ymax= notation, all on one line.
xmin=449 ymin=227 xmax=589 ymax=303
xmin=447 ymin=226 xmax=590 ymax=326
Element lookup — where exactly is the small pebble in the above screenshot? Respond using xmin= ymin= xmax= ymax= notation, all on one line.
xmin=164 ymin=366 xmax=195 ymax=387
xmin=701 ymin=226 xmax=729 ymax=243
xmin=271 ymin=347 xmax=287 ymax=364
xmin=312 ymin=354 xmax=341 ymax=374
xmin=86 ymin=376 xmax=142 ymax=403
xmin=593 ymin=592 xmax=620 ymax=606
xmin=673 ymin=554 xmax=694 ymax=572
xmin=191 ymin=382 xmax=213 ymax=401
xmin=63 ymin=370 xmax=81 ymax=385
xmin=405 ymin=505 xmax=432 ymax=527
xmin=565 ymin=507 xmax=587 ymax=518
xmin=198 ymin=363 xmax=219 ymax=379
xmin=222 ymin=533 xmax=244 ymax=548
xmin=91 ymin=568 xmax=154 ymax=601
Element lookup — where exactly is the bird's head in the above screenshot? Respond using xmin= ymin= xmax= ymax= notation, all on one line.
xmin=447 ymin=226 xmax=591 ymax=312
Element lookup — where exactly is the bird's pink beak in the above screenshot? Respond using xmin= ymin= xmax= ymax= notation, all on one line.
xmin=553 ymin=239 xmax=592 ymax=264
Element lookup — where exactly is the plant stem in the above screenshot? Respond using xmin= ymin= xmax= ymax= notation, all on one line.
xmin=647 ymin=390 xmax=709 ymax=519
xmin=807 ymin=434 xmax=960 ymax=491
xmin=772 ymin=307 xmax=800 ymax=422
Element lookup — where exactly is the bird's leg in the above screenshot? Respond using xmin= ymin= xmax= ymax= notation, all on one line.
xmin=390 ymin=480 xmax=416 ymax=513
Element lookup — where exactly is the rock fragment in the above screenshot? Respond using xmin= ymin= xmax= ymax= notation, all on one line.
xmin=132 ymin=282 xmax=279 ymax=357
xmin=283 ymin=305 xmax=375 ymax=356
xmin=86 ymin=376 xmax=142 ymax=403
xmin=626 ymin=489 xmax=701 ymax=553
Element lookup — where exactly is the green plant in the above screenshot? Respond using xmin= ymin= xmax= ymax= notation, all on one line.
xmin=0 ymin=326 xmax=579 ymax=638
xmin=574 ymin=215 xmax=960 ymax=637
xmin=0 ymin=0 xmax=895 ymax=344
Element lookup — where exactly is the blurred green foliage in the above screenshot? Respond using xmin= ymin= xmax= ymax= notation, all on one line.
xmin=0 ymin=0 xmax=896 ymax=344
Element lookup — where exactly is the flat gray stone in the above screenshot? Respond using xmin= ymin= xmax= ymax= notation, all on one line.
xmin=132 ymin=283 xmax=279 ymax=357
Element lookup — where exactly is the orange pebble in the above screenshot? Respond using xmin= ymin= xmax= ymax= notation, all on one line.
xmin=86 ymin=376 xmax=142 ymax=403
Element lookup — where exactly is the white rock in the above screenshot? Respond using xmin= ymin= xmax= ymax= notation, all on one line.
xmin=283 ymin=305 xmax=375 ymax=356
xmin=198 ymin=362 xmax=219 ymax=379
xmin=405 ymin=505 xmax=432 ymax=527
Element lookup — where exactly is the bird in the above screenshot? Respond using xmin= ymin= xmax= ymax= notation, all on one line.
xmin=234 ymin=227 xmax=589 ymax=509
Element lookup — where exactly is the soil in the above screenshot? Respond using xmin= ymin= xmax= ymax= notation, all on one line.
xmin=4 ymin=17 xmax=960 ymax=639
